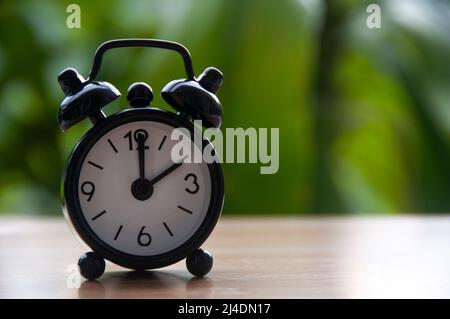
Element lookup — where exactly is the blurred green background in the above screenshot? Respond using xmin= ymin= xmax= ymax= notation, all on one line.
xmin=1 ymin=0 xmax=450 ymax=215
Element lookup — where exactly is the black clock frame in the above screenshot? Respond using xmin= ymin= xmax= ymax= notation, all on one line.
xmin=63 ymin=107 xmax=224 ymax=270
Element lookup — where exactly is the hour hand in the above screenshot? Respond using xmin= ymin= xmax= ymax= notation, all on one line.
xmin=148 ymin=162 xmax=182 ymax=186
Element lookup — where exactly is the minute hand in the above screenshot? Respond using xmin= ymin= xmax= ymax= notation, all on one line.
xmin=137 ymin=134 xmax=146 ymax=182
xmin=148 ymin=162 xmax=182 ymax=186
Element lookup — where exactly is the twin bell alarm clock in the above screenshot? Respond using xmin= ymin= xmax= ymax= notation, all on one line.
xmin=57 ymin=39 xmax=224 ymax=280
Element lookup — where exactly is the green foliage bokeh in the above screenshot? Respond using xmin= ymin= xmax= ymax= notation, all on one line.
xmin=1 ymin=0 xmax=450 ymax=215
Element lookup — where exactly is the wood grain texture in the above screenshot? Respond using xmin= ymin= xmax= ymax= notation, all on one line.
xmin=1 ymin=216 xmax=450 ymax=298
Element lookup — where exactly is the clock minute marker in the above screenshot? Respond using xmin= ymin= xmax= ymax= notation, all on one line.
xmin=158 ymin=135 xmax=167 ymax=150
xmin=163 ymin=222 xmax=174 ymax=237
xmin=107 ymin=138 xmax=118 ymax=153
xmin=88 ymin=161 xmax=103 ymax=170
xmin=177 ymin=205 xmax=193 ymax=215
xmin=91 ymin=210 xmax=106 ymax=221
xmin=114 ymin=225 xmax=123 ymax=240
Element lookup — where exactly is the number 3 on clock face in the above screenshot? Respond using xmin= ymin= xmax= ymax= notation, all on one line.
xmin=76 ymin=120 xmax=213 ymax=257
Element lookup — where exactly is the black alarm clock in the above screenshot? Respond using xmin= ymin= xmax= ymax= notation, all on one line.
xmin=57 ymin=39 xmax=224 ymax=280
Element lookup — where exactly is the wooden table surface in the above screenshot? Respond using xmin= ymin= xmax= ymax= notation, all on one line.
xmin=1 ymin=215 xmax=450 ymax=298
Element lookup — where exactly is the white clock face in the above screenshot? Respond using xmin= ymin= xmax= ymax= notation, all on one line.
xmin=77 ymin=120 xmax=212 ymax=256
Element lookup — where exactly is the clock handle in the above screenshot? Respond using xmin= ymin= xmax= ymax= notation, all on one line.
xmin=86 ymin=38 xmax=195 ymax=82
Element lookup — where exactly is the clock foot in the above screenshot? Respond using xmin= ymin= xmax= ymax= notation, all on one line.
xmin=186 ymin=248 xmax=213 ymax=277
xmin=78 ymin=252 xmax=105 ymax=280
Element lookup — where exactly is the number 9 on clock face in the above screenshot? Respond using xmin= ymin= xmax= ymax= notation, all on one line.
xmin=63 ymin=109 xmax=224 ymax=269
